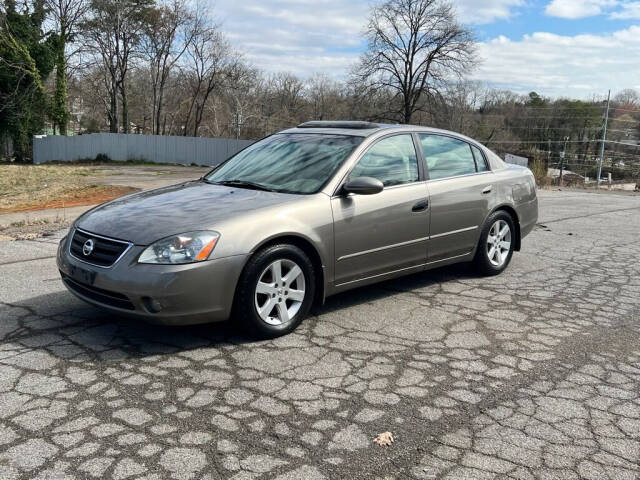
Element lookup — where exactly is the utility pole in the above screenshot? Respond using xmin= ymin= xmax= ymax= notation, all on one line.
xmin=559 ymin=136 xmax=569 ymax=185
xmin=233 ymin=111 xmax=241 ymax=139
xmin=597 ymin=90 xmax=611 ymax=187
xmin=231 ymin=93 xmax=242 ymax=139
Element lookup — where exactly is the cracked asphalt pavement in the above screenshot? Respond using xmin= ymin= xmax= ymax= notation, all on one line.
xmin=1 ymin=189 xmax=639 ymax=480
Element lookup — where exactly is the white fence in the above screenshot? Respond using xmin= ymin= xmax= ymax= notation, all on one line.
xmin=33 ymin=133 xmax=254 ymax=166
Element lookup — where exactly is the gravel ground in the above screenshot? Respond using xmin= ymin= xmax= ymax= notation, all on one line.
xmin=0 ymin=189 xmax=639 ymax=479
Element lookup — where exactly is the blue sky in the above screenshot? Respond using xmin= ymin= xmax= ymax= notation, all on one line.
xmin=475 ymin=0 xmax=637 ymax=40
xmin=212 ymin=0 xmax=640 ymax=99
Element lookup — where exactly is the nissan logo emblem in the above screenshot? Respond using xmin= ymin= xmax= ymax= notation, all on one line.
xmin=82 ymin=239 xmax=95 ymax=256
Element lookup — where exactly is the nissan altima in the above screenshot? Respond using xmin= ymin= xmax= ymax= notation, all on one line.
xmin=57 ymin=121 xmax=538 ymax=338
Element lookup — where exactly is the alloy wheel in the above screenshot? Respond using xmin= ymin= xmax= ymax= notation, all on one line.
xmin=486 ymin=219 xmax=511 ymax=267
xmin=254 ymin=259 xmax=306 ymax=326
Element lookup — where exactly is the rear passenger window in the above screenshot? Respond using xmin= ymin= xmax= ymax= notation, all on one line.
xmin=418 ymin=134 xmax=477 ymax=180
xmin=471 ymin=145 xmax=489 ymax=172
xmin=348 ymin=134 xmax=419 ymax=187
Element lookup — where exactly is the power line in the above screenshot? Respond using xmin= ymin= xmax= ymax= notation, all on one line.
xmin=493 ymin=106 xmax=607 ymax=111
xmin=607 ymin=117 xmax=639 ymax=123
xmin=609 ymin=106 xmax=640 ymax=113
xmin=604 ymin=139 xmax=640 ymax=147
xmin=483 ymin=125 xmax=622 ymax=132
xmin=499 ymin=126 xmax=600 ymax=130
xmin=489 ymin=139 xmax=603 ymax=144
xmin=462 ymin=114 xmax=630 ymax=121
xmin=458 ymin=112 xmax=638 ymax=122
xmin=601 ymin=128 xmax=636 ymax=134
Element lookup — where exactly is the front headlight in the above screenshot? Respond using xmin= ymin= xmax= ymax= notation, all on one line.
xmin=138 ymin=231 xmax=220 ymax=264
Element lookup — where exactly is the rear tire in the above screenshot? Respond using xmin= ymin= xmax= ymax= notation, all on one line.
xmin=474 ymin=210 xmax=515 ymax=276
xmin=234 ymin=244 xmax=315 ymax=339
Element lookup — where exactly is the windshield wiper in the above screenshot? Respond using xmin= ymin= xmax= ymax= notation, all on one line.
xmin=210 ymin=179 xmax=277 ymax=192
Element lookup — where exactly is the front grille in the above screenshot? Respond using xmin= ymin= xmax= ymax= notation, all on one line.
xmin=70 ymin=228 xmax=131 ymax=267
xmin=61 ymin=273 xmax=135 ymax=310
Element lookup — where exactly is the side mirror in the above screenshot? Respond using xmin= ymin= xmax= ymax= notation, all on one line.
xmin=342 ymin=176 xmax=384 ymax=195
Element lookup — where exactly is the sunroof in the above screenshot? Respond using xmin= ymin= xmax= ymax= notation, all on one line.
xmin=297 ymin=121 xmax=380 ymax=130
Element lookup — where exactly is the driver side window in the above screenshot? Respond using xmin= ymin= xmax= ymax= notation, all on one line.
xmin=348 ymin=134 xmax=419 ymax=187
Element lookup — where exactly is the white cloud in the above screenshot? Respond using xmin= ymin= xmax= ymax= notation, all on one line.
xmin=242 ymin=4 xmax=365 ymax=34
xmin=610 ymin=1 xmax=640 ymax=17
xmin=210 ymin=0 xmax=640 ymax=98
xmin=214 ymin=0 xmax=369 ymax=77
xmin=545 ymin=0 xmax=617 ymax=18
xmin=212 ymin=0 xmax=526 ymax=76
xmin=456 ymin=0 xmax=525 ymax=24
xmin=473 ymin=26 xmax=640 ymax=97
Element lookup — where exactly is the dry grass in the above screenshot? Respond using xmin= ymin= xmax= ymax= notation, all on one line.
xmin=0 ymin=165 xmax=137 ymax=212
xmin=0 ymin=165 xmax=97 ymax=208
xmin=530 ymin=158 xmax=551 ymax=188
xmin=0 ymin=216 xmax=71 ymax=241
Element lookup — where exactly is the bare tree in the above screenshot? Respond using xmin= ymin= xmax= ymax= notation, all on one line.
xmin=353 ymin=0 xmax=476 ymax=124
xmin=430 ymin=80 xmax=485 ymax=133
xmin=72 ymin=65 xmax=110 ymax=131
xmin=306 ymin=73 xmax=346 ymax=120
xmin=141 ymin=0 xmax=194 ymax=135
xmin=182 ymin=15 xmax=238 ymax=137
xmin=269 ymin=72 xmax=304 ymax=117
xmin=252 ymin=72 xmax=306 ymax=132
xmin=613 ymin=88 xmax=640 ymax=107
xmin=45 ymin=0 xmax=89 ymax=135
xmin=83 ymin=0 xmax=152 ymax=133
xmin=226 ymin=64 xmax=261 ymax=138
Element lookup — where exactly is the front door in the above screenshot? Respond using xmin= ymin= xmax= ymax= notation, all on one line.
xmin=331 ymin=134 xmax=430 ymax=287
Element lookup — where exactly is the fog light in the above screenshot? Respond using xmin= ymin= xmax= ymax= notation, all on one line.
xmin=142 ymin=297 xmax=162 ymax=313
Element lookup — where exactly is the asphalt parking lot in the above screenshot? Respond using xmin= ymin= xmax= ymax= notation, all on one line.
xmin=1 ymin=189 xmax=639 ymax=480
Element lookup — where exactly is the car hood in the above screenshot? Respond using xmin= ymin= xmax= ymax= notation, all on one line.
xmin=76 ymin=180 xmax=301 ymax=245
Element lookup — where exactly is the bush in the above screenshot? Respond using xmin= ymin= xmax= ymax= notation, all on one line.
xmin=530 ymin=158 xmax=550 ymax=187
xmin=95 ymin=153 xmax=111 ymax=162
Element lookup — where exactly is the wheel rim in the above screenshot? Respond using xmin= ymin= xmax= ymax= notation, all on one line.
xmin=254 ymin=259 xmax=306 ymax=326
xmin=486 ymin=219 xmax=511 ymax=267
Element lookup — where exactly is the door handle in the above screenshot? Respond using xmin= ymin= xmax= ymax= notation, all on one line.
xmin=412 ymin=199 xmax=429 ymax=212
xmin=482 ymin=185 xmax=493 ymax=194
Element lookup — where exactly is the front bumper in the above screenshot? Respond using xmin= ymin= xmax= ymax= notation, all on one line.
xmin=57 ymin=233 xmax=248 ymax=325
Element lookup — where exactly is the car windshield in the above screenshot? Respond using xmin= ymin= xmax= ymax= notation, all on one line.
xmin=204 ymin=133 xmax=363 ymax=194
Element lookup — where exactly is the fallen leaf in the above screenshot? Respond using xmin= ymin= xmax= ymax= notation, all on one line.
xmin=373 ymin=431 xmax=394 ymax=446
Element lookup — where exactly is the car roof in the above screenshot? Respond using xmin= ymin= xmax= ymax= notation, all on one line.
xmin=280 ymin=121 xmax=481 ymax=143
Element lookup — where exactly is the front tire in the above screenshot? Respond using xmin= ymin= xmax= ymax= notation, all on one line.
xmin=234 ymin=244 xmax=315 ymax=338
xmin=474 ymin=211 xmax=515 ymax=276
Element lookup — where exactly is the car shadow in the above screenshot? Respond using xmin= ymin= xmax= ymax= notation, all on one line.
xmin=0 ymin=263 xmax=480 ymax=361
xmin=1 ymin=292 xmax=247 ymax=359
xmin=315 ymin=262 xmax=479 ymax=315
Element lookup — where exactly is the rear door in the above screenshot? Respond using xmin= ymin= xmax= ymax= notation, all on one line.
xmin=417 ymin=134 xmax=495 ymax=263
xmin=331 ymin=133 xmax=430 ymax=287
